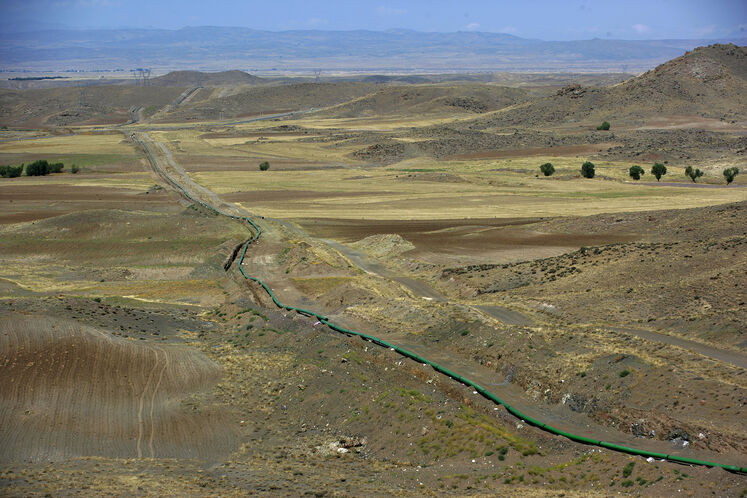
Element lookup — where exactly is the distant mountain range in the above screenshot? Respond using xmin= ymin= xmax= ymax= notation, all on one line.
xmin=0 ymin=26 xmax=744 ymax=74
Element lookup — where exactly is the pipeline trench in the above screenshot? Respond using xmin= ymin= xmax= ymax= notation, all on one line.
xmin=132 ymin=132 xmax=746 ymax=473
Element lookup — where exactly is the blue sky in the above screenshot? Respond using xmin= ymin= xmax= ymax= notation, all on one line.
xmin=2 ymin=0 xmax=745 ymax=40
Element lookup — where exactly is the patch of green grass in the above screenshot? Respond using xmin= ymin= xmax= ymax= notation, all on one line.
xmin=48 ymin=153 xmax=137 ymax=168
xmin=622 ymin=461 xmax=635 ymax=478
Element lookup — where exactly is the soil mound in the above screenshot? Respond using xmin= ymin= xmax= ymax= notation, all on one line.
xmin=0 ymin=313 xmax=239 ymax=462
xmin=351 ymin=233 xmax=415 ymax=258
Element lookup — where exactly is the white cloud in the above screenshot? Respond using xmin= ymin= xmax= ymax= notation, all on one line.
xmin=376 ymin=6 xmax=408 ymax=16
xmin=466 ymin=22 xmax=480 ymax=31
xmin=631 ymin=23 xmax=650 ymax=34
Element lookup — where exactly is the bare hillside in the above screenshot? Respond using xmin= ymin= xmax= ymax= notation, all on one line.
xmin=149 ymin=70 xmax=263 ymax=87
xmin=312 ymin=84 xmax=531 ymax=119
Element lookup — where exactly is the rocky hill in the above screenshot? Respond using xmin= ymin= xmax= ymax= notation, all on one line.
xmin=467 ymin=44 xmax=747 ymax=128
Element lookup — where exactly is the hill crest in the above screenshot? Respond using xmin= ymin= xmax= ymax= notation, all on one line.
xmin=150 ymin=70 xmax=263 ymax=87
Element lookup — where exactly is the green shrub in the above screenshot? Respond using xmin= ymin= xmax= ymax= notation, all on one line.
xmin=71 ymin=164 xmax=80 ymax=174
xmin=596 ymin=121 xmax=610 ymax=131
xmin=684 ymin=165 xmax=704 ymax=183
xmin=629 ymin=165 xmax=644 ymax=180
xmin=619 ymin=369 xmax=630 ymax=378
xmin=581 ymin=161 xmax=595 ymax=178
xmin=0 ymin=164 xmax=23 ymax=178
xmin=259 ymin=161 xmax=270 ymax=171
xmin=651 ymin=162 xmax=667 ymax=181
xmin=25 ymin=159 xmax=50 ymax=176
xmin=48 ymin=162 xmax=64 ymax=173
xmin=723 ymin=167 xmax=739 ymax=185
xmin=460 ymin=329 xmax=469 ymax=336
xmin=622 ymin=461 xmax=635 ymax=477
xmin=539 ymin=162 xmax=555 ymax=176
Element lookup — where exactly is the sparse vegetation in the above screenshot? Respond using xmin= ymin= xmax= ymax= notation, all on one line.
xmin=539 ymin=162 xmax=555 ymax=176
xmin=651 ymin=162 xmax=667 ymax=181
xmin=596 ymin=121 xmax=610 ymax=130
xmin=581 ymin=161 xmax=595 ymax=178
xmin=685 ymin=165 xmax=704 ymax=182
xmin=259 ymin=161 xmax=270 ymax=171
xmin=628 ymin=165 xmax=644 ymax=180
xmin=723 ymin=167 xmax=739 ymax=185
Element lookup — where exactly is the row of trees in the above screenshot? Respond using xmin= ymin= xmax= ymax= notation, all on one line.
xmin=538 ymin=161 xmax=739 ymax=184
xmin=0 ymin=160 xmax=79 ymax=178
xmin=629 ymin=162 xmax=667 ymax=181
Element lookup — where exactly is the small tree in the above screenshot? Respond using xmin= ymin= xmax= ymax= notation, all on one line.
xmin=651 ymin=162 xmax=667 ymax=181
xmin=71 ymin=164 xmax=80 ymax=174
xmin=49 ymin=162 xmax=64 ymax=173
xmin=259 ymin=161 xmax=270 ymax=171
xmin=629 ymin=165 xmax=644 ymax=180
xmin=581 ymin=161 xmax=595 ymax=178
xmin=596 ymin=121 xmax=611 ymax=131
xmin=539 ymin=162 xmax=555 ymax=176
xmin=723 ymin=167 xmax=739 ymax=185
xmin=685 ymin=165 xmax=704 ymax=183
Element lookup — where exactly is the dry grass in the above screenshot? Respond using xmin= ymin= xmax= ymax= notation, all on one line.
xmin=140 ymin=126 xmax=747 ymax=221
xmin=0 ymin=134 xmax=134 ymax=154
xmin=189 ymin=159 xmax=746 ymax=220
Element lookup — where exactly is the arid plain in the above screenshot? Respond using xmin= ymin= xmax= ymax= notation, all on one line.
xmin=0 ymin=44 xmax=746 ymax=495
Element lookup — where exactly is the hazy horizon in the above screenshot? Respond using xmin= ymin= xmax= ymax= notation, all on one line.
xmin=1 ymin=0 xmax=745 ymax=41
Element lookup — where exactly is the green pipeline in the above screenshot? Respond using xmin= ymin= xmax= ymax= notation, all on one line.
xmin=134 ymin=135 xmax=746 ymax=474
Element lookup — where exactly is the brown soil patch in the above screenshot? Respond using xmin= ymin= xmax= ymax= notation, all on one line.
xmin=225 ymin=189 xmax=389 ymax=203
xmin=0 ymin=210 xmax=69 ymax=225
xmin=636 ymin=115 xmax=747 ymax=131
xmin=296 ymin=217 xmax=638 ymax=259
xmin=447 ymin=143 xmax=619 ymax=160
xmin=0 ymin=184 xmax=160 ymax=202
xmin=0 ymin=312 xmax=239 ymax=462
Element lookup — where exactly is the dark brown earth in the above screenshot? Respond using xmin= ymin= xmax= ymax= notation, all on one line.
xmin=296 ymin=217 xmax=639 ymax=261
